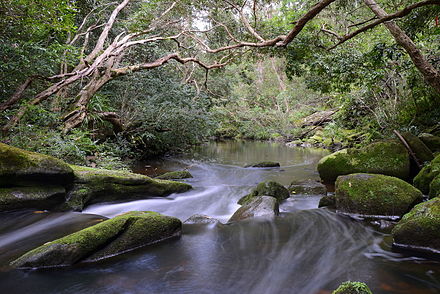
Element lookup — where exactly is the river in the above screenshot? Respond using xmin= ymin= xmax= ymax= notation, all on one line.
xmin=0 ymin=141 xmax=439 ymax=293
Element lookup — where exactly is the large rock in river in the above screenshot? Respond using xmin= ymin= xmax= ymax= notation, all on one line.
xmin=11 ymin=211 xmax=181 ymax=269
xmin=317 ymin=141 xmax=410 ymax=184
xmin=392 ymin=198 xmax=440 ymax=254
xmin=238 ymin=181 xmax=289 ymax=205
xmin=0 ymin=143 xmax=73 ymax=187
xmin=66 ymin=165 xmax=192 ymax=211
xmin=335 ymin=173 xmax=423 ymax=218
xmin=413 ymin=153 xmax=440 ymax=195
xmin=289 ymin=179 xmax=327 ymax=196
xmin=229 ymin=196 xmax=279 ymax=222
xmin=0 ymin=186 xmax=66 ymax=211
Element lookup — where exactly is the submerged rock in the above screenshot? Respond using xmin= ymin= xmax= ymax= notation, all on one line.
xmin=229 ymin=196 xmax=279 ymax=222
xmin=419 ymin=133 xmax=440 ymax=153
xmin=289 ymin=179 xmax=327 ymax=195
xmin=66 ymin=165 xmax=192 ymax=211
xmin=332 ymin=281 xmax=372 ymax=294
xmin=0 ymin=143 xmax=73 ymax=187
xmin=0 ymin=186 xmax=66 ymax=211
xmin=317 ymin=140 xmax=410 ymax=184
xmin=238 ymin=181 xmax=289 ymax=205
xmin=244 ymin=162 xmax=280 ymax=168
xmin=155 ymin=170 xmax=193 ymax=180
xmin=318 ymin=195 xmax=336 ymax=208
xmin=392 ymin=198 xmax=440 ymax=254
xmin=335 ymin=173 xmax=423 ymax=218
xmin=413 ymin=154 xmax=440 ymax=195
xmin=400 ymin=132 xmax=434 ymax=164
xmin=11 ymin=211 xmax=181 ymax=269
xmin=184 ymin=214 xmax=222 ymax=225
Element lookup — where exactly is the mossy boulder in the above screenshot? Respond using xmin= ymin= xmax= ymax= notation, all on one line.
xmin=229 ymin=196 xmax=279 ymax=222
xmin=155 ymin=170 xmax=193 ymax=180
xmin=429 ymin=175 xmax=440 ymax=199
xmin=66 ymin=165 xmax=192 ymax=211
xmin=0 ymin=186 xmax=66 ymax=211
xmin=413 ymin=154 xmax=440 ymax=195
xmin=11 ymin=211 xmax=181 ymax=269
xmin=335 ymin=173 xmax=423 ymax=218
xmin=244 ymin=161 xmax=280 ymax=168
xmin=332 ymin=281 xmax=372 ymax=294
xmin=317 ymin=141 xmax=410 ymax=184
xmin=419 ymin=133 xmax=440 ymax=153
xmin=400 ymin=132 xmax=434 ymax=164
xmin=318 ymin=195 xmax=336 ymax=208
xmin=238 ymin=181 xmax=289 ymax=205
xmin=0 ymin=143 xmax=73 ymax=187
xmin=289 ymin=179 xmax=327 ymax=195
xmin=392 ymin=198 xmax=440 ymax=253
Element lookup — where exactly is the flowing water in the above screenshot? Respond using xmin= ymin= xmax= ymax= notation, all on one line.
xmin=0 ymin=141 xmax=439 ymax=293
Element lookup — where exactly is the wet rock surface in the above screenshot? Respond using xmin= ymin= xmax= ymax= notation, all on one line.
xmin=229 ymin=196 xmax=279 ymax=222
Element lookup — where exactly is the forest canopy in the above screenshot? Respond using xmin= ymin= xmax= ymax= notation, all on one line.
xmin=1 ymin=0 xmax=439 ymax=166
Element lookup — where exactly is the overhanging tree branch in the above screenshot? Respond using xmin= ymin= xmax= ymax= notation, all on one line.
xmin=329 ymin=0 xmax=440 ymax=50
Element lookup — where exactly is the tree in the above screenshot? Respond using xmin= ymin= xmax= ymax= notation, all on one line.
xmin=2 ymin=0 xmax=439 ymax=134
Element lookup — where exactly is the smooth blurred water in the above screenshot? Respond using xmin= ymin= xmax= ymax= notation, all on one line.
xmin=0 ymin=141 xmax=439 ymax=294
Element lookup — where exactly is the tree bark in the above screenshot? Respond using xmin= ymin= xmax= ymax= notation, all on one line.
xmin=363 ymin=0 xmax=440 ymax=93
xmin=0 ymin=76 xmax=35 ymax=111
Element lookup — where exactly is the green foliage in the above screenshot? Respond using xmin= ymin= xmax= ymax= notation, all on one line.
xmin=332 ymin=281 xmax=372 ymax=294
xmin=211 ymin=56 xmax=324 ymax=140
xmin=99 ymin=65 xmax=215 ymax=157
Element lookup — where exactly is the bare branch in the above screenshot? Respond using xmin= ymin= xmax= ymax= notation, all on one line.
xmin=280 ymin=0 xmax=337 ymax=46
xmin=0 ymin=76 xmax=36 ymax=111
xmin=224 ymin=0 xmax=265 ymax=42
xmin=321 ymin=27 xmax=343 ymax=40
xmin=330 ymin=0 xmax=440 ymax=50
xmin=82 ymin=0 xmax=131 ymax=66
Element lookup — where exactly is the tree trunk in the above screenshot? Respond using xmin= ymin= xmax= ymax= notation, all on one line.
xmin=0 ymin=77 xmax=35 ymax=111
xmin=363 ymin=0 xmax=440 ymax=94
xmin=63 ymin=73 xmax=112 ymax=133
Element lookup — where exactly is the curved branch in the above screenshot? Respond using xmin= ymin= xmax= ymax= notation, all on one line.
xmin=330 ymin=0 xmax=440 ymax=50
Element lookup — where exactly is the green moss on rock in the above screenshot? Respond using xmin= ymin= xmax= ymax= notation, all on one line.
xmin=0 ymin=143 xmax=73 ymax=187
xmin=419 ymin=133 xmax=440 ymax=153
xmin=401 ymin=132 xmax=434 ymax=164
xmin=413 ymin=154 xmax=440 ymax=195
xmin=238 ymin=181 xmax=289 ymax=205
xmin=66 ymin=165 xmax=192 ymax=211
xmin=429 ymin=175 xmax=440 ymax=199
xmin=155 ymin=171 xmax=193 ymax=180
xmin=335 ymin=173 xmax=423 ymax=218
xmin=11 ymin=211 xmax=181 ymax=268
xmin=392 ymin=198 xmax=440 ymax=253
xmin=317 ymin=141 xmax=410 ymax=184
xmin=0 ymin=186 xmax=66 ymax=211
xmin=332 ymin=281 xmax=372 ymax=294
